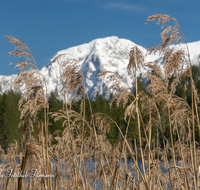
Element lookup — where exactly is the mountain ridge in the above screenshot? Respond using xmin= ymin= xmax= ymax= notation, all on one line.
xmin=1 ymin=36 xmax=200 ymax=99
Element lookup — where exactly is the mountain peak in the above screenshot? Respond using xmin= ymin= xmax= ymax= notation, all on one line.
xmin=54 ymin=36 xmax=139 ymax=60
xmin=47 ymin=36 xmax=141 ymax=99
xmin=1 ymin=37 xmax=200 ymax=100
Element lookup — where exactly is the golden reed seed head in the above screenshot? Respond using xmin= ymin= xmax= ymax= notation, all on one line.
xmin=51 ymin=54 xmax=85 ymax=101
xmin=5 ymin=36 xmax=47 ymax=130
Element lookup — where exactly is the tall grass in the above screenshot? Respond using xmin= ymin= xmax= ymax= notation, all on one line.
xmin=0 ymin=13 xmax=200 ymax=189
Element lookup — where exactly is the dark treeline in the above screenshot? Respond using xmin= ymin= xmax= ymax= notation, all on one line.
xmin=1 ymin=63 xmax=200 ymax=151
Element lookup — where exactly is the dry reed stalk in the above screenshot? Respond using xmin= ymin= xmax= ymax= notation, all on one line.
xmin=5 ymin=36 xmax=51 ymax=189
xmin=94 ymin=159 xmax=97 ymax=190
xmin=5 ymin=165 xmax=16 ymax=190
xmin=97 ymin=113 xmax=148 ymax=189
xmin=51 ymin=54 xmax=84 ymax=189
xmin=52 ymin=53 xmax=111 ymax=189
xmin=98 ymin=45 xmax=149 ymax=189
xmin=41 ymin=121 xmax=48 ymax=190
xmin=187 ymin=118 xmax=196 ymax=189
xmin=168 ymin=106 xmax=181 ymax=188
xmin=104 ymin=155 xmax=114 ymax=178
xmin=134 ymin=139 xmax=140 ymax=190
xmin=131 ymin=178 xmax=136 ymax=190
xmin=140 ymin=94 xmax=159 ymax=189
xmin=160 ymin=131 xmax=173 ymax=189
xmin=150 ymin=152 xmax=156 ymax=190
xmin=170 ymin=96 xmax=194 ymax=188
xmin=17 ymin=143 xmax=43 ymax=190
xmin=84 ymin=89 xmax=108 ymax=189
xmin=88 ymin=115 xmax=111 ymax=189
xmin=37 ymin=121 xmax=42 ymax=144
xmin=148 ymin=111 xmax=152 ymax=189
xmin=17 ymin=156 xmax=25 ymax=190
xmin=94 ymin=140 xmax=108 ymax=189
xmin=174 ymin=119 xmax=190 ymax=190
xmin=138 ymin=111 xmax=163 ymax=190
xmin=125 ymin=139 xmax=149 ymax=189
xmin=2 ymin=142 xmax=17 ymax=190
xmin=146 ymin=14 xmax=200 ymax=189
xmin=115 ymin=117 xmax=131 ymax=190
xmin=131 ymin=46 xmax=146 ymax=181
xmin=73 ymin=157 xmax=86 ymax=190
xmin=109 ymin=161 xmax=119 ymax=190
xmin=136 ymin=94 xmax=166 ymax=189
xmin=44 ymin=106 xmax=51 ymax=189
xmin=52 ymin=108 xmax=111 ymax=188
xmin=82 ymin=158 xmax=88 ymax=190
xmin=144 ymin=61 xmax=195 ymax=188
xmin=3 ymin=141 xmax=20 ymax=190
xmin=64 ymin=92 xmax=79 ymax=187
xmin=53 ymin=155 xmax=59 ymax=190
xmin=190 ymin=79 xmax=198 ymax=190
xmin=76 ymin=96 xmax=86 ymax=190
xmin=140 ymin=95 xmax=182 ymax=189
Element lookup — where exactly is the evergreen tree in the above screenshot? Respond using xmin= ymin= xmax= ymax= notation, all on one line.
xmin=48 ymin=90 xmax=63 ymax=134
xmin=0 ymin=91 xmax=20 ymax=150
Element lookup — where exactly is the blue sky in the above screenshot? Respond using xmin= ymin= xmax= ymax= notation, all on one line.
xmin=1 ymin=0 xmax=200 ymax=75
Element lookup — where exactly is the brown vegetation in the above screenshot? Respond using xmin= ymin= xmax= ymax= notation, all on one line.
xmin=1 ymin=13 xmax=200 ymax=189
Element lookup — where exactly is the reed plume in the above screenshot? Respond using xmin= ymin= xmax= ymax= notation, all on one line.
xmin=145 ymin=13 xmax=200 ymax=189
xmin=5 ymin=36 xmax=51 ymax=189
xmin=3 ymin=13 xmax=200 ymax=190
xmin=51 ymin=54 xmax=84 ymax=101
xmin=5 ymin=36 xmax=47 ymax=129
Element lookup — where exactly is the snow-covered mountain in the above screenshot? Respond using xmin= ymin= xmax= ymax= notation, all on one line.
xmin=1 ymin=36 xmax=200 ymax=100
xmin=41 ymin=36 xmax=159 ymax=99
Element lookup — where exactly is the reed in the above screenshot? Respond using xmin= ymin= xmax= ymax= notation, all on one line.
xmin=1 ymin=13 xmax=200 ymax=190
